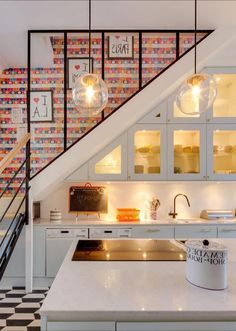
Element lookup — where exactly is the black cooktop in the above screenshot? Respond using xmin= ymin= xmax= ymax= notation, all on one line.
xmin=72 ymin=239 xmax=186 ymax=261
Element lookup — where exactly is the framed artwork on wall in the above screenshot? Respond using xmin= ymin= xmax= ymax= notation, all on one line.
xmin=67 ymin=57 xmax=93 ymax=89
xmin=108 ymin=34 xmax=134 ymax=59
xmin=30 ymin=90 xmax=53 ymax=123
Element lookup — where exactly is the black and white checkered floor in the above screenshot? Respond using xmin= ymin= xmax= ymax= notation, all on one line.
xmin=0 ymin=287 xmax=48 ymax=331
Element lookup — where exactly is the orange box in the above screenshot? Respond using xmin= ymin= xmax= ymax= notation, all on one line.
xmin=116 ymin=208 xmax=140 ymax=222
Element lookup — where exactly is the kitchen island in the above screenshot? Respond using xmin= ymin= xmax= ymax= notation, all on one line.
xmin=40 ymin=239 xmax=236 ymax=331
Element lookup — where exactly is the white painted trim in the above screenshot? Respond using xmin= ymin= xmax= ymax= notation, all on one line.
xmin=31 ymin=28 xmax=236 ymax=200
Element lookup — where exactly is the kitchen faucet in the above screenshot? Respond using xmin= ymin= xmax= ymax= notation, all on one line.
xmin=168 ymin=194 xmax=191 ymax=219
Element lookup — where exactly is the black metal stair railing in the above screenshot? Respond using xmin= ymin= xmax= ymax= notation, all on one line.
xmin=27 ymin=29 xmax=213 ymax=179
xmin=0 ymin=134 xmax=30 ymax=280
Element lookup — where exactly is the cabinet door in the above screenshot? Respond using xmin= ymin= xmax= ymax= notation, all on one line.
xmin=167 ymin=91 xmax=206 ymax=124
xmin=64 ymin=163 xmax=88 ymax=182
xmin=138 ymin=101 xmax=167 ymax=124
xmin=89 ymin=133 xmax=127 ymax=180
xmin=46 ymin=238 xmax=73 ymax=277
xmin=218 ymin=225 xmax=236 ymax=238
xmin=167 ymin=124 xmax=206 ymax=180
xmin=131 ymin=226 xmax=174 ymax=239
xmin=204 ymin=67 xmax=236 ymax=124
xmin=175 ymin=225 xmax=217 ymax=239
xmin=207 ymin=124 xmax=236 ymax=180
xmin=4 ymin=228 xmax=25 ymax=277
xmin=33 ymin=226 xmax=46 ymax=277
xmin=89 ymin=228 xmax=131 ymax=238
xmin=128 ymin=124 xmax=167 ymax=180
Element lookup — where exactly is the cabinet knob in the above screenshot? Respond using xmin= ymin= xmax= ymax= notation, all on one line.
xmin=207 ymin=118 xmax=210 ymax=122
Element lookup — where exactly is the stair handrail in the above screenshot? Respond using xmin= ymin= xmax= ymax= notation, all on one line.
xmin=0 ymin=133 xmax=30 ymax=175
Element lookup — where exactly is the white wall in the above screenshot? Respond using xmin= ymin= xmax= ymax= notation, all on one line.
xmin=40 ymin=181 xmax=236 ymax=221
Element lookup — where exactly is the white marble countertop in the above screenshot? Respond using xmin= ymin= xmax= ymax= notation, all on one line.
xmin=40 ymin=239 xmax=236 ymax=322
xmin=34 ymin=217 xmax=236 ymax=227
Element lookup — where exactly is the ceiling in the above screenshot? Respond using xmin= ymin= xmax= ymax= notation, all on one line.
xmin=0 ymin=0 xmax=235 ymax=68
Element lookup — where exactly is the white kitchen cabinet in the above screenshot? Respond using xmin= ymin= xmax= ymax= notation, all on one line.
xmin=138 ymin=101 xmax=167 ymax=124
xmin=206 ymin=124 xmax=236 ymax=181
xmin=46 ymin=237 xmax=74 ymax=277
xmin=128 ymin=124 xmax=167 ymax=180
xmin=218 ymin=225 xmax=236 ymax=238
xmin=131 ymin=225 xmax=174 ymax=239
xmin=167 ymin=90 xmax=207 ymax=124
xmin=175 ymin=225 xmax=217 ymax=239
xmin=64 ymin=163 xmax=88 ymax=182
xmin=204 ymin=67 xmax=236 ymax=124
xmin=33 ymin=226 xmax=46 ymax=277
xmin=88 ymin=133 xmax=127 ymax=181
xmin=42 ymin=321 xmax=115 ymax=331
xmin=4 ymin=228 xmax=25 ymax=277
xmin=46 ymin=228 xmax=88 ymax=277
xmin=89 ymin=227 xmax=132 ymax=238
xmin=117 ymin=321 xmax=234 ymax=331
xmin=167 ymin=124 xmax=207 ymax=180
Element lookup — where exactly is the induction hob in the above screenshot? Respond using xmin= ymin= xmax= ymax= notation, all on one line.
xmin=72 ymin=239 xmax=186 ymax=261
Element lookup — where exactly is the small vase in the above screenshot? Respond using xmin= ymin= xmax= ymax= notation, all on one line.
xmin=150 ymin=210 xmax=157 ymax=220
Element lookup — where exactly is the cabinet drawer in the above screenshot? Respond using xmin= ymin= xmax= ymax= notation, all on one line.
xmin=175 ymin=225 xmax=217 ymax=239
xmin=46 ymin=228 xmax=88 ymax=238
xmin=131 ymin=226 xmax=174 ymax=238
xmin=89 ymin=228 xmax=131 ymax=238
xmin=218 ymin=225 xmax=236 ymax=238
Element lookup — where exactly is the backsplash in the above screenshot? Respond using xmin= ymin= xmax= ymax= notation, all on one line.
xmin=40 ymin=181 xmax=236 ymax=221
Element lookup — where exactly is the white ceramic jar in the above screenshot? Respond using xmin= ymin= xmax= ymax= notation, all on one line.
xmin=186 ymin=240 xmax=228 ymax=290
xmin=50 ymin=209 xmax=62 ymax=222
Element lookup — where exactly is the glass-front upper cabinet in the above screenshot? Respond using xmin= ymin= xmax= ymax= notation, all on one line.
xmin=167 ymin=91 xmax=206 ymax=123
xmin=207 ymin=124 xmax=236 ymax=180
xmin=128 ymin=124 xmax=167 ymax=180
xmin=204 ymin=68 xmax=236 ymax=123
xmin=88 ymin=133 xmax=127 ymax=180
xmin=167 ymin=124 xmax=206 ymax=180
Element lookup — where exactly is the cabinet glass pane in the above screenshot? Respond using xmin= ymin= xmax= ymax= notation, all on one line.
xmin=213 ymin=130 xmax=236 ymax=174
xmin=213 ymin=74 xmax=236 ymax=117
xmin=173 ymin=130 xmax=200 ymax=174
xmin=173 ymin=99 xmax=200 ymax=118
xmin=134 ymin=130 xmax=161 ymax=174
xmin=95 ymin=146 xmax=121 ymax=174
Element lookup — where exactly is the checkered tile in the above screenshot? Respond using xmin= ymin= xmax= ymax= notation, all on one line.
xmin=0 ymin=287 xmax=48 ymax=331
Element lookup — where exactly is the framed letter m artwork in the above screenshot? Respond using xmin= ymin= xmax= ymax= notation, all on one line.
xmin=30 ymin=90 xmax=53 ymax=122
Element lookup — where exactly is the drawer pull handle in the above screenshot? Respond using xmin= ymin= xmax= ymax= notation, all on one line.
xmin=60 ymin=230 xmax=69 ymax=234
xmin=222 ymin=229 xmax=236 ymax=232
xmin=199 ymin=229 xmax=212 ymax=233
xmin=146 ymin=229 xmax=160 ymax=233
xmin=104 ymin=230 xmax=113 ymax=233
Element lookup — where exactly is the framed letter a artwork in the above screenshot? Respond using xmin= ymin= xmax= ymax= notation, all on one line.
xmin=30 ymin=90 xmax=53 ymax=123
xmin=67 ymin=57 xmax=93 ymax=89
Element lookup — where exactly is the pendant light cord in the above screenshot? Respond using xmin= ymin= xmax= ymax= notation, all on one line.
xmin=194 ymin=0 xmax=197 ymax=74
xmin=89 ymin=0 xmax=91 ymax=73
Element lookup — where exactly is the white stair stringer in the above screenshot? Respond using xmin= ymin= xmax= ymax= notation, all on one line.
xmin=31 ymin=28 xmax=236 ymax=200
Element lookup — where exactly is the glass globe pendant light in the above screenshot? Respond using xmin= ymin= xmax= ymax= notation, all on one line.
xmin=72 ymin=0 xmax=108 ymax=116
xmin=175 ymin=0 xmax=217 ymax=115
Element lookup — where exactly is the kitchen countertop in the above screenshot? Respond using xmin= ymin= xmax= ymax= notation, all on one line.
xmin=40 ymin=239 xmax=236 ymax=322
xmin=34 ymin=217 xmax=236 ymax=227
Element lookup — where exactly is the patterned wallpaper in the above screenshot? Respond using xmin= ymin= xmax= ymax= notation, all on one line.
xmin=0 ymin=32 xmax=207 ymax=196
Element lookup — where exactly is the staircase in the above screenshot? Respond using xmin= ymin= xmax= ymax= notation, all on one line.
xmin=0 ymin=133 xmax=30 ymax=280
xmin=29 ymin=28 xmax=236 ymax=200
